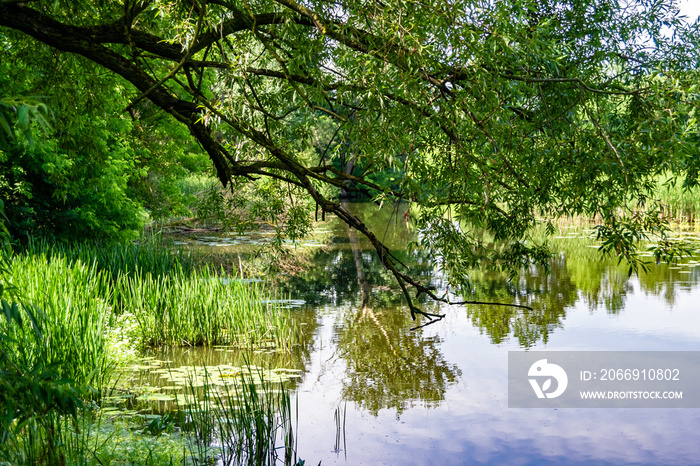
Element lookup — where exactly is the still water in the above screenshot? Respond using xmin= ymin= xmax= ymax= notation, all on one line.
xmin=171 ymin=203 xmax=700 ymax=465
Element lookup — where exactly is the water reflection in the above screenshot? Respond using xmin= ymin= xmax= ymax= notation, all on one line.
xmin=278 ymin=203 xmax=435 ymax=308
xmin=165 ymin=204 xmax=700 ymax=465
xmin=333 ymin=305 xmax=461 ymax=415
xmin=464 ymin=253 xmax=577 ymax=346
xmin=310 ymin=201 xmax=461 ymax=414
xmin=166 ymin=204 xmax=700 ymax=406
xmin=275 ymin=207 xmax=700 ymax=349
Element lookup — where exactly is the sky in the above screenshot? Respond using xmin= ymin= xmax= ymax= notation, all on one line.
xmin=678 ymin=0 xmax=700 ymax=24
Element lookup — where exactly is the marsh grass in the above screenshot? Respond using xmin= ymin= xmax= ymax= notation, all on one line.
xmin=182 ymin=366 xmax=298 ymax=466
xmin=115 ymin=267 xmax=297 ymax=349
xmin=5 ymin=253 xmax=112 ymax=387
xmin=18 ymin=237 xmax=296 ymax=352
xmin=25 ymin=235 xmax=195 ymax=279
xmin=2 ymin=237 xmax=301 ymax=464
xmin=1 ymin=191 xmax=309 ymax=466
xmin=654 ymin=177 xmax=700 ymax=224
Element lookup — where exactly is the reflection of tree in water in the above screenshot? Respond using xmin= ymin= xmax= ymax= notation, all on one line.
xmin=552 ymin=232 xmax=700 ymax=312
xmin=278 ymin=204 xmax=434 ymax=308
xmin=558 ymin=238 xmax=634 ymax=314
xmin=312 ymin=201 xmax=460 ymax=415
xmin=279 ymin=205 xmax=700 ymax=351
xmin=333 ymin=306 xmax=461 ymax=416
xmin=279 ymin=248 xmax=395 ymax=306
xmin=447 ymin=233 xmax=700 ymax=346
xmin=465 ymin=253 xmax=579 ymax=347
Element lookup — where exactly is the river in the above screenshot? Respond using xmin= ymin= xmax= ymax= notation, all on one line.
xmin=166 ymin=202 xmax=700 ymax=465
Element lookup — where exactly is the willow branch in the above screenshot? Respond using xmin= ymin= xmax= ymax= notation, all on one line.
xmin=125 ymin=2 xmax=206 ymax=112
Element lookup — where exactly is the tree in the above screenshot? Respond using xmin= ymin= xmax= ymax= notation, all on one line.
xmin=1 ymin=0 xmax=698 ymax=324
xmin=0 ymin=35 xmax=216 ymax=240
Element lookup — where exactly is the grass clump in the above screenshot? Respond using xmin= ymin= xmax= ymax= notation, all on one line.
xmin=5 ymin=253 xmax=113 ymax=387
xmin=183 ymin=366 xmax=299 ymax=466
xmin=115 ymin=267 xmax=296 ymax=349
xmin=25 ymin=235 xmax=195 ymax=279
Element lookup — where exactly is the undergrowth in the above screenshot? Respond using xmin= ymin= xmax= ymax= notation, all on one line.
xmin=0 ymin=218 xmax=303 ymax=465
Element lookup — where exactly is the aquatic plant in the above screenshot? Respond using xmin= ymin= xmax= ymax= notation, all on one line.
xmin=115 ymin=266 xmax=297 ymax=350
xmin=5 ymin=253 xmax=113 ymax=387
xmin=654 ymin=176 xmax=700 ymax=225
xmin=25 ymin=235 xmax=195 ymax=280
xmin=0 ymin=209 xmax=91 ymax=465
xmin=1 ymin=229 xmax=302 ymax=464
xmin=182 ymin=365 xmax=298 ymax=466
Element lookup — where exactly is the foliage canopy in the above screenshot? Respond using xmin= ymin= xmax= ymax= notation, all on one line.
xmin=1 ymin=0 xmax=699 ymax=322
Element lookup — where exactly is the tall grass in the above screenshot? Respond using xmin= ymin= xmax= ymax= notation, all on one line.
xmin=5 ymin=253 xmax=112 ymax=387
xmin=20 ymin=237 xmax=295 ymax=350
xmin=654 ymin=176 xmax=700 ymax=223
xmin=115 ymin=267 xmax=296 ymax=349
xmin=2 ymin=236 xmax=301 ymax=465
xmin=1 ymin=247 xmax=100 ymax=464
xmin=184 ymin=367 xmax=298 ymax=466
xmin=25 ymin=235 xmax=195 ymax=280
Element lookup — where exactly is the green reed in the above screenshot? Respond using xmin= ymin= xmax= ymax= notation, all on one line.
xmin=2 ymin=237 xmax=300 ymax=465
xmin=5 ymin=253 xmax=113 ymax=387
xmin=19 ymin=237 xmax=296 ymax=351
xmin=25 ymin=234 xmax=195 ymax=280
xmin=115 ymin=267 xmax=296 ymax=350
xmin=1 ymin=251 xmax=101 ymax=465
xmin=183 ymin=367 xmax=297 ymax=466
xmin=654 ymin=177 xmax=700 ymax=224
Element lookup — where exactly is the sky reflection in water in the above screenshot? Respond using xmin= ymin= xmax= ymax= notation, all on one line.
xmin=284 ymin=205 xmax=700 ymax=465
xmin=180 ymin=203 xmax=700 ymax=465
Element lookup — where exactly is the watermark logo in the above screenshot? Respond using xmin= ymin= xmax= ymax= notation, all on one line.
xmin=510 ymin=351 xmax=699 ymax=408
xmin=528 ymin=359 xmax=568 ymax=399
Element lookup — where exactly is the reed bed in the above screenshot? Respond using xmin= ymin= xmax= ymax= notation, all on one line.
xmin=5 ymin=253 xmax=113 ymax=387
xmin=183 ymin=366 xmax=298 ymax=466
xmin=16 ymin=237 xmax=295 ymax=351
xmin=25 ymin=235 xmax=195 ymax=279
xmin=1 ymin=238 xmax=302 ymax=465
xmin=654 ymin=178 xmax=700 ymax=224
xmin=115 ymin=267 xmax=296 ymax=350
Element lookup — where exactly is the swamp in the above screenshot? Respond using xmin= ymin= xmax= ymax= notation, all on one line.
xmin=2 ymin=0 xmax=700 ymax=464
xmin=3 ymin=201 xmax=700 ymax=465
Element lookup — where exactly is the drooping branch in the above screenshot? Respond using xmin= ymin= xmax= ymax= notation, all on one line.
xmin=2 ymin=0 xmax=680 ymax=328
xmin=0 ymin=3 xmax=538 ymax=323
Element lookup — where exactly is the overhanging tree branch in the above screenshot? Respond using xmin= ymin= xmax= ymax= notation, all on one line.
xmin=1 ymin=0 xmax=693 ymax=327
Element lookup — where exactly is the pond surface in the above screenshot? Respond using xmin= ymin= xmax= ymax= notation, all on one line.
xmin=167 ymin=203 xmax=700 ymax=465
